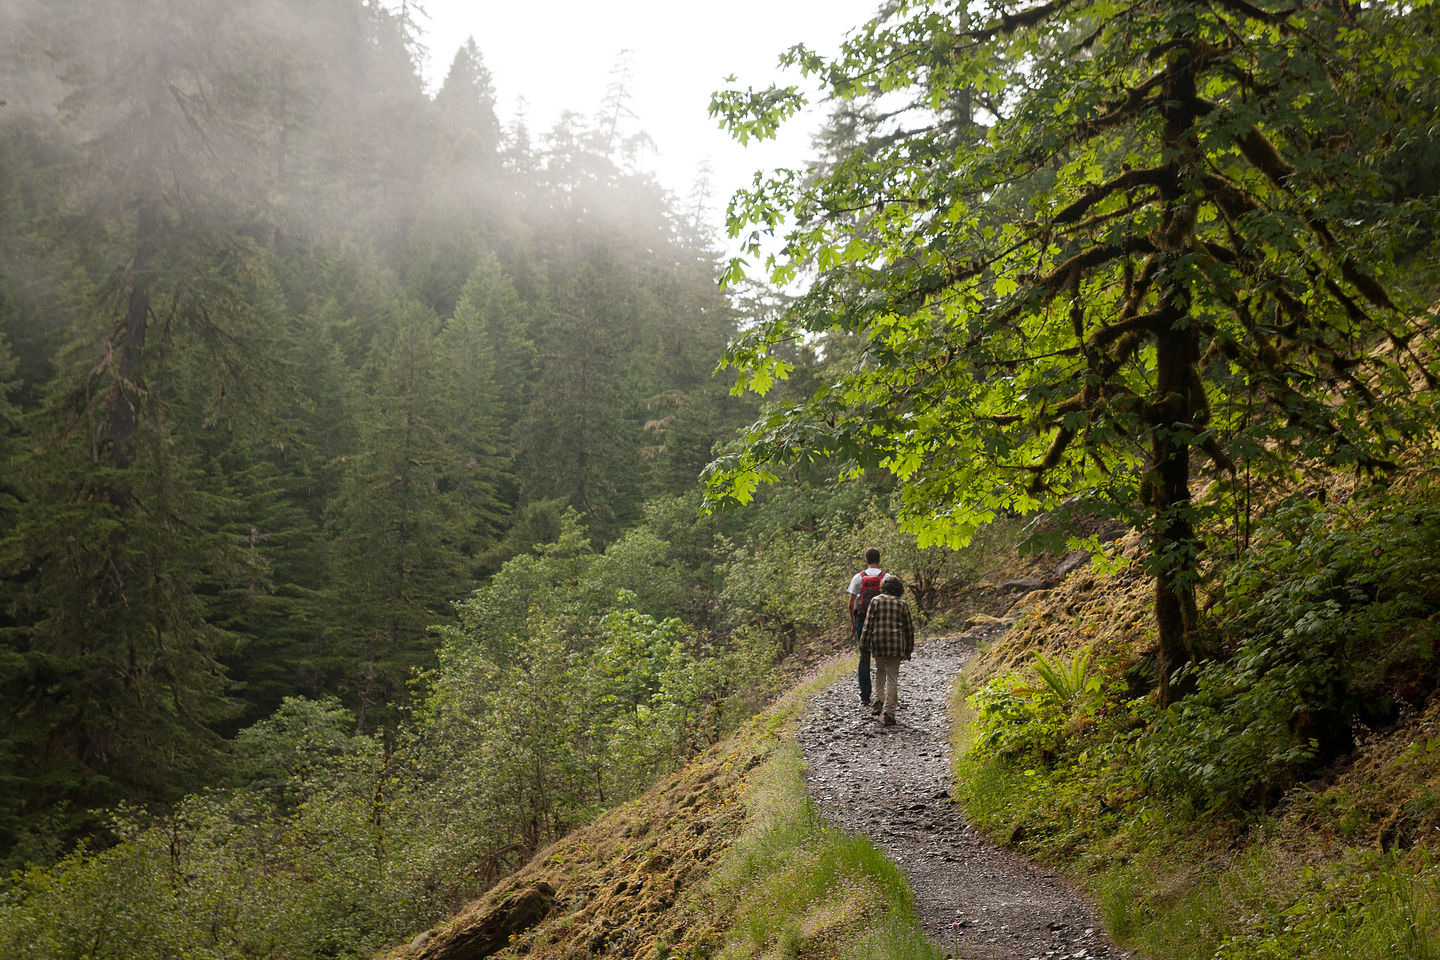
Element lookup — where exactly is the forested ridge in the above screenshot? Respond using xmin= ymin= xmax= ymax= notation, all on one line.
xmin=0 ymin=0 xmax=758 ymax=860
xmin=4 ymin=0 xmax=1440 ymax=958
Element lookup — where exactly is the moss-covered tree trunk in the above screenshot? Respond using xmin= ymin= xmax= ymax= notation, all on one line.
xmin=1148 ymin=40 xmax=1206 ymax=706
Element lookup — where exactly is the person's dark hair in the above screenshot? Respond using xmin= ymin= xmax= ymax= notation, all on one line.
xmin=864 ymin=548 xmax=881 ymax=565
xmin=882 ymin=575 xmax=903 ymax=596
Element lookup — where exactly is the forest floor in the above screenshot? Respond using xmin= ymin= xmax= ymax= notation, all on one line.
xmin=797 ymin=621 xmax=1134 ymax=960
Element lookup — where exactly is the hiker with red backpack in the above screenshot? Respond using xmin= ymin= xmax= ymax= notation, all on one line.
xmin=846 ymin=548 xmax=886 ymax=709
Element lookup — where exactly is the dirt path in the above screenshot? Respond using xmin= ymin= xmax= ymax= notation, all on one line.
xmin=796 ymin=623 xmax=1135 ymax=960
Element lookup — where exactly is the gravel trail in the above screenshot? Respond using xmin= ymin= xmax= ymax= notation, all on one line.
xmin=796 ymin=624 xmax=1136 ymax=960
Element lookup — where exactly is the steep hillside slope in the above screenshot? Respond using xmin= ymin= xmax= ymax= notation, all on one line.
xmin=381 ymin=713 xmax=771 ymax=960
xmin=379 ymin=664 xmax=943 ymax=960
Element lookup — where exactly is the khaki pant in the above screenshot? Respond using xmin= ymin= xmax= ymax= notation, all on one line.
xmin=873 ymin=655 xmax=901 ymax=717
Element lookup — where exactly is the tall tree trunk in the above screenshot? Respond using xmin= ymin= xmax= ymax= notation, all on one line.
xmin=1149 ymin=35 xmax=1204 ymax=706
xmin=1150 ymin=344 xmax=1200 ymax=706
xmin=110 ymin=199 xmax=158 ymax=473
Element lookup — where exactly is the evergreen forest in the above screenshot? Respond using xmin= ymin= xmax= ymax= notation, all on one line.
xmin=3 ymin=0 xmax=1440 ymax=958
xmin=0 ymin=0 xmax=769 ymax=861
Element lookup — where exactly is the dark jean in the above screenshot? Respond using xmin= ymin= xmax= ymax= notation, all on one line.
xmin=854 ymin=613 xmax=871 ymax=702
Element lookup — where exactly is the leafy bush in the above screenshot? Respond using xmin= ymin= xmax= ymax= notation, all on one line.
xmin=231 ymin=695 xmax=373 ymax=806
xmin=968 ymin=650 xmax=1102 ymax=765
xmin=968 ymin=675 xmax=1071 ymax=764
xmin=1138 ymin=487 xmax=1440 ymax=812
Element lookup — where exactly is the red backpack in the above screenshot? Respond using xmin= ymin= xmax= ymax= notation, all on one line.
xmin=856 ymin=569 xmax=886 ymax=617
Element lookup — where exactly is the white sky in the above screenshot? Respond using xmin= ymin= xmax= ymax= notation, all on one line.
xmin=414 ymin=0 xmax=881 ymax=239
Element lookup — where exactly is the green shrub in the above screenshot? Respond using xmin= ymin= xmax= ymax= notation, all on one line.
xmin=968 ymin=675 xmax=1071 ymax=764
xmin=1139 ymin=488 xmax=1440 ymax=812
xmin=968 ymin=649 xmax=1103 ymax=766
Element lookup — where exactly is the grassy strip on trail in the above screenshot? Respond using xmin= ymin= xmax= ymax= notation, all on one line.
xmin=697 ymin=656 xmax=941 ymax=960
xmin=702 ymin=735 xmax=941 ymax=960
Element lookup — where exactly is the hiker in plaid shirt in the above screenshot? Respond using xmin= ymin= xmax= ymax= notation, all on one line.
xmin=859 ymin=575 xmax=914 ymax=726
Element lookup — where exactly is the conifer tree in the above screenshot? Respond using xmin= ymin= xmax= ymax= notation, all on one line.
xmin=518 ymin=260 xmax=644 ymax=541
xmin=434 ymin=38 xmax=502 ymax=159
xmin=328 ymin=293 xmax=506 ymax=729
xmin=435 ymin=260 xmax=513 ymax=572
xmin=0 ymin=0 xmax=296 ymax=838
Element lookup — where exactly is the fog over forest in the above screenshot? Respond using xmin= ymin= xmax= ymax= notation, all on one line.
xmin=0 ymin=0 xmax=782 ymax=864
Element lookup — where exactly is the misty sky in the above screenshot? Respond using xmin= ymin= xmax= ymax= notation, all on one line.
xmin=416 ymin=0 xmax=881 ymax=226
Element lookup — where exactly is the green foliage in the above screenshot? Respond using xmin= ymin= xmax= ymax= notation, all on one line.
xmin=951 ymin=474 xmax=1440 ymax=959
xmin=1140 ymin=485 xmax=1440 ymax=811
xmin=712 ymin=0 xmax=1440 ymax=517
xmin=961 ymin=481 xmax=1440 ymax=823
xmin=1204 ymin=853 xmax=1440 ymax=960
xmin=1033 ymin=649 xmax=1100 ymax=711
xmin=968 ymin=678 xmax=1070 ymax=766
xmin=0 ymin=474 xmax=968 ymax=958
xmin=967 ymin=649 xmax=1105 ymax=766
xmin=1088 ymin=842 xmax=1440 ymax=960
xmin=0 ymin=829 xmax=177 ymax=960
xmin=957 ymin=674 xmax=1440 ymax=960
xmin=0 ymin=541 xmax=775 ymax=958
xmin=708 ymin=0 xmax=1440 ymax=702
xmin=231 ymin=696 xmax=372 ymax=807
xmin=427 ymin=509 xmax=778 ymax=851
xmin=1140 ymin=674 xmax=1322 ymax=815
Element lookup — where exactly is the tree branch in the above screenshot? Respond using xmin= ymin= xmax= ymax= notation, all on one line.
xmin=1086 ymin=307 xmax=1168 ymax=353
xmin=1206 ymin=0 xmax=1301 ymax=27
xmin=967 ymin=0 xmax=1080 ymax=43
xmin=1052 ymin=166 xmax=1174 ymax=226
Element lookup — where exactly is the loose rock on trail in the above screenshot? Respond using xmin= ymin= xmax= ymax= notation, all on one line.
xmin=796 ymin=623 xmax=1135 ymax=960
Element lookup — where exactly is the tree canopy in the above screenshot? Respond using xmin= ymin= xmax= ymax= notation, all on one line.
xmin=707 ymin=0 xmax=1440 ymax=700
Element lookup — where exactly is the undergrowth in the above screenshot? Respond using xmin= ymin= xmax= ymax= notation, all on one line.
xmin=955 ymin=695 xmax=1440 ymax=958
xmin=951 ymin=474 xmax=1440 ymax=959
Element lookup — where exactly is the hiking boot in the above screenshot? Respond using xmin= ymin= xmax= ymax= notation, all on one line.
xmin=882 ymin=713 xmax=896 ymax=726
xmin=870 ymin=701 xmax=883 ymax=716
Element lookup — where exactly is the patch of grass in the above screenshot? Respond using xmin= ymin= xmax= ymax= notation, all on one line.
xmin=1095 ymin=844 xmax=1440 ymax=960
xmin=702 ymin=666 xmax=940 ymax=960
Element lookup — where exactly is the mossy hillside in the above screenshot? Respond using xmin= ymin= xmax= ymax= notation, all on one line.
xmin=385 ymin=658 xmax=939 ymax=960
xmin=952 ymin=470 xmax=1440 ymax=959
xmin=966 ymin=529 xmax=1152 ymax=682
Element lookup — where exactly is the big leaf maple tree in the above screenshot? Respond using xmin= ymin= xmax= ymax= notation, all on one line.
xmin=707 ymin=0 xmax=1440 ymax=701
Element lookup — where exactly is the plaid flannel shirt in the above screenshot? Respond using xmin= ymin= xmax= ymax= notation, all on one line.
xmin=859 ymin=593 xmax=914 ymax=660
